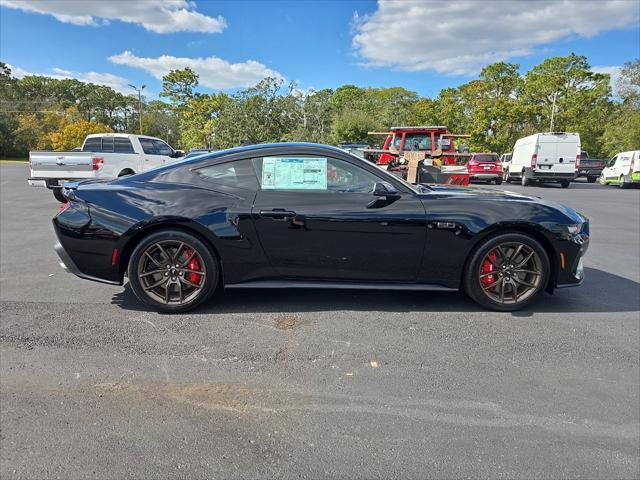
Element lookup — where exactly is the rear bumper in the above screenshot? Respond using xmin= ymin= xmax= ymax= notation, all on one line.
xmin=575 ymin=169 xmax=603 ymax=177
xmin=28 ymin=177 xmax=76 ymax=189
xmin=54 ymin=242 xmax=120 ymax=285
xmin=530 ymin=171 xmax=576 ymax=181
xmin=469 ymin=173 xmax=501 ymax=180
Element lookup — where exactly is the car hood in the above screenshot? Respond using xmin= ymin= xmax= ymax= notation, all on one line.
xmin=420 ymin=184 xmax=587 ymax=223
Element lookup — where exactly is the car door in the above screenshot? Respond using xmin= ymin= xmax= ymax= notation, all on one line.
xmin=152 ymin=139 xmax=175 ymax=165
xmin=139 ymin=138 xmax=171 ymax=169
xmin=603 ymin=156 xmax=617 ymax=179
xmin=251 ymin=154 xmax=427 ymax=282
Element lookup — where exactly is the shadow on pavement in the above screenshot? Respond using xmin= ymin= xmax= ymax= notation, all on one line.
xmin=111 ymin=267 xmax=639 ymax=315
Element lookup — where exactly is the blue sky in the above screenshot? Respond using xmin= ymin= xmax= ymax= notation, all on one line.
xmin=1 ymin=0 xmax=638 ymax=99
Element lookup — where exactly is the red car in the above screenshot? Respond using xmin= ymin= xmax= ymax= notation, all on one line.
xmin=467 ymin=153 xmax=503 ymax=185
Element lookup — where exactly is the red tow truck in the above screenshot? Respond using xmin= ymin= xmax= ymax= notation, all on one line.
xmin=363 ymin=126 xmax=471 ymax=186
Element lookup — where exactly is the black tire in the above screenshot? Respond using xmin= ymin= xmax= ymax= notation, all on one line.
xmin=521 ymin=172 xmax=530 ymax=186
xmin=587 ymin=176 xmax=597 ymax=183
xmin=495 ymin=178 xmax=503 ymax=185
xmin=118 ymin=169 xmax=135 ymax=177
xmin=560 ymin=180 xmax=570 ymax=188
xmin=463 ymin=232 xmax=550 ymax=312
xmin=619 ymin=175 xmax=627 ymax=189
xmin=53 ymin=188 xmax=67 ymax=203
xmin=127 ymin=230 xmax=218 ymax=313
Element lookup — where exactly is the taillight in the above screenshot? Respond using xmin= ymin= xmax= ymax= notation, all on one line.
xmin=57 ymin=198 xmax=71 ymax=215
xmin=531 ymin=153 xmax=537 ymax=168
xmin=575 ymin=152 xmax=580 ymax=170
xmin=28 ymin=157 xmax=32 ymax=170
xmin=496 ymin=161 xmax=502 ymax=170
xmin=92 ymin=157 xmax=104 ymax=171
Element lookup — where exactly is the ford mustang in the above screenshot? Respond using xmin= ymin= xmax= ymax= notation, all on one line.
xmin=53 ymin=143 xmax=589 ymax=313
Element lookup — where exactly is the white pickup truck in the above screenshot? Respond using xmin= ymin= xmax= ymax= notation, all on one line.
xmin=28 ymin=133 xmax=183 ymax=202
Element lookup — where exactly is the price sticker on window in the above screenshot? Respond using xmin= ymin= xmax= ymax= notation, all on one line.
xmin=262 ymin=157 xmax=327 ymax=190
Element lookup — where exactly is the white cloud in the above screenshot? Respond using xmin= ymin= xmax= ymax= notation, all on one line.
xmin=109 ymin=51 xmax=283 ymax=89
xmin=352 ymin=0 xmax=639 ymax=75
xmin=1 ymin=0 xmax=226 ymax=33
xmin=7 ymin=64 xmax=132 ymax=94
xmin=592 ymin=65 xmax=622 ymax=96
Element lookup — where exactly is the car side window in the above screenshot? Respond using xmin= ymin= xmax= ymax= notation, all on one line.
xmin=253 ymin=156 xmax=380 ymax=193
xmin=196 ymin=159 xmax=259 ymax=191
xmin=140 ymin=138 xmax=157 ymax=155
xmin=153 ymin=139 xmax=173 ymax=156
xmin=83 ymin=137 xmax=102 ymax=152
xmin=114 ymin=137 xmax=135 ymax=153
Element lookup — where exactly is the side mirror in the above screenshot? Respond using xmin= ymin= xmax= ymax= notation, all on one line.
xmin=368 ymin=182 xmax=401 ymax=208
xmin=373 ymin=181 xmax=400 ymax=197
xmin=171 ymin=150 xmax=185 ymax=158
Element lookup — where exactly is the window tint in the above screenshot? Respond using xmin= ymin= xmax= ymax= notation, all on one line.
xmin=196 ymin=159 xmax=258 ymax=191
xmin=83 ymin=137 xmax=102 ymax=152
xmin=114 ymin=137 xmax=135 ymax=153
xmin=152 ymin=139 xmax=173 ymax=156
xmin=102 ymin=137 xmax=114 ymax=153
xmin=254 ymin=156 xmax=380 ymax=193
xmin=139 ymin=138 xmax=156 ymax=155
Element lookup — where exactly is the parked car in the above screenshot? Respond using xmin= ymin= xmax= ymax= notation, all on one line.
xmin=504 ymin=132 xmax=579 ymax=188
xmin=466 ymin=153 xmax=503 ymax=185
xmin=28 ymin=133 xmax=183 ymax=202
xmin=53 ymin=142 xmax=589 ymax=313
xmin=575 ymin=150 xmax=605 ymax=183
xmin=599 ymin=150 xmax=640 ymax=188
xmin=338 ymin=143 xmax=369 ymax=159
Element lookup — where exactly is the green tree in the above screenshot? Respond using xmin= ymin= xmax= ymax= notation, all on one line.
xmin=602 ymin=59 xmax=640 ymax=156
xmin=160 ymin=68 xmax=199 ymax=105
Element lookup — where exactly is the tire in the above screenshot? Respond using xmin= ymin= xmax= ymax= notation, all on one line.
xmin=619 ymin=175 xmax=627 ymax=189
xmin=118 ymin=169 xmax=135 ymax=177
xmin=127 ymin=230 xmax=219 ymax=313
xmin=53 ymin=188 xmax=67 ymax=203
xmin=503 ymin=169 xmax=511 ymax=183
xmin=521 ymin=172 xmax=530 ymax=186
xmin=463 ymin=232 xmax=550 ymax=312
xmin=495 ymin=178 xmax=503 ymax=185
xmin=599 ymin=174 xmax=607 ymax=185
xmin=560 ymin=180 xmax=570 ymax=188
xmin=587 ymin=176 xmax=597 ymax=183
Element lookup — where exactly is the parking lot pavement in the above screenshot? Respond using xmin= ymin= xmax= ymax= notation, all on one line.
xmin=1 ymin=163 xmax=639 ymax=479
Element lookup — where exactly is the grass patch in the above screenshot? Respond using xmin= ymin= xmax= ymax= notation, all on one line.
xmin=0 ymin=158 xmax=28 ymax=164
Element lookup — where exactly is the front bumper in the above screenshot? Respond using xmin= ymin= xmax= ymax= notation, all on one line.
xmin=555 ymin=229 xmax=589 ymax=288
xmin=54 ymin=242 xmax=120 ymax=285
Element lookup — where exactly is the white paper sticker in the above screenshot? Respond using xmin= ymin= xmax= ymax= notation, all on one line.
xmin=262 ymin=157 xmax=327 ymax=190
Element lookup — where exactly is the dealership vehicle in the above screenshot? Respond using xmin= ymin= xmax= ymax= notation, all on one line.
xmin=466 ymin=153 xmax=503 ymax=184
xmin=53 ymin=143 xmax=589 ymax=313
xmin=28 ymin=133 xmax=183 ymax=202
xmin=504 ymin=132 xmax=579 ymax=188
xmin=575 ymin=150 xmax=605 ymax=183
xmin=599 ymin=150 xmax=640 ymax=188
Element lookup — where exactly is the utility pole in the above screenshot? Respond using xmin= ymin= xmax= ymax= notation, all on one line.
xmin=549 ymin=91 xmax=558 ymax=132
xmin=128 ymin=84 xmax=146 ymax=134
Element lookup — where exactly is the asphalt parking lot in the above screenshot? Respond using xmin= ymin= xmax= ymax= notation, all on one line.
xmin=1 ymin=162 xmax=639 ymax=479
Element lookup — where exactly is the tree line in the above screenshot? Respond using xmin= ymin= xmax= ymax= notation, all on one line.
xmin=1 ymin=54 xmax=638 ymax=159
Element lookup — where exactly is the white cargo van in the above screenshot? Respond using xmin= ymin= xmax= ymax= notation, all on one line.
xmin=505 ymin=132 xmax=579 ymax=188
xmin=600 ymin=150 xmax=640 ymax=188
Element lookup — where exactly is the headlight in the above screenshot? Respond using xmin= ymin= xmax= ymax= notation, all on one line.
xmin=566 ymin=224 xmax=583 ymax=235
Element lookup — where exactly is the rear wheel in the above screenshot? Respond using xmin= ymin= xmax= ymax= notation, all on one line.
xmin=127 ymin=230 xmax=218 ymax=313
xmin=463 ymin=233 xmax=550 ymax=311
xmin=587 ymin=176 xmax=597 ymax=183
xmin=560 ymin=180 xmax=570 ymax=188
xmin=521 ymin=172 xmax=530 ymax=186
xmin=495 ymin=178 xmax=502 ymax=185
xmin=53 ymin=188 xmax=67 ymax=203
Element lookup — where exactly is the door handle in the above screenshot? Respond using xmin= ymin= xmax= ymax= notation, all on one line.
xmin=259 ymin=209 xmax=296 ymax=220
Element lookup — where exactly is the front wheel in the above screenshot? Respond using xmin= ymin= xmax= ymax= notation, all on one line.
xmin=463 ymin=233 xmax=550 ymax=311
xmin=599 ymin=174 xmax=607 ymax=185
xmin=619 ymin=175 xmax=627 ymax=189
xmin=127 ymin=230 xmax=219 ymax=313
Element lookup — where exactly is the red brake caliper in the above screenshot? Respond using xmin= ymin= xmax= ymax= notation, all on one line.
xmin=481 ymin=251 xmax=498 ymax=286
xmin=182 ymin=248 xmax=201 ymax=284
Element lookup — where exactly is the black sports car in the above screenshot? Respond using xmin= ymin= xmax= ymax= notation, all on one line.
xmin=53 ymin=143 xmax=589 ymax=313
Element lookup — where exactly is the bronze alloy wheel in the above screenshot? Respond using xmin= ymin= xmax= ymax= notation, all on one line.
xmin=137 ymin=240 xmax=207 ymax=305
xmin=478 ymin=242 xmax=543 ymax=305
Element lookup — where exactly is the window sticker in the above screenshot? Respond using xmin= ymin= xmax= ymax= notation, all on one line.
xmin=262 ymin=157 xmax=327 ymax=190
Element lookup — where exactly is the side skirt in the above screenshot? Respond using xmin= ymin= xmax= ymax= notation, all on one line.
xmin=225 ymin=280 xmax=458 ymax=292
